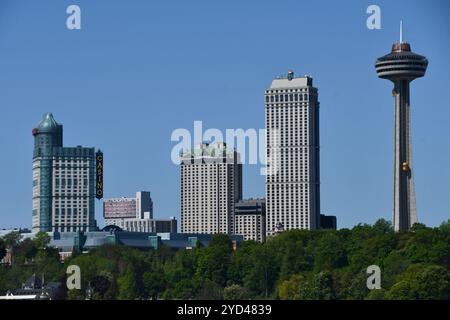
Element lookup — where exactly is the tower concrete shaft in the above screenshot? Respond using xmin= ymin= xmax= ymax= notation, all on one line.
xmin=393 ymin=80 xmax=417 ymax=231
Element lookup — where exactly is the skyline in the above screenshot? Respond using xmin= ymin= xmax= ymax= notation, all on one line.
xmin=1 ymin=0 xmax=449 ymax=229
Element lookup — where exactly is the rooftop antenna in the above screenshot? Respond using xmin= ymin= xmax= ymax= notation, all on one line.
xmin=400 ymin=20 xmax=403 ymax=43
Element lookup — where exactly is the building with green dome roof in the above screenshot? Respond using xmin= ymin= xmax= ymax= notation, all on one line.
xmin=32 ymin=113 xmax=98 ymax=233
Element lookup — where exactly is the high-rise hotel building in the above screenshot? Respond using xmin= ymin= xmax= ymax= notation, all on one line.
xmin=32 ymin=113 xmax=98 ymax=233
xmin=180 ymin=142 xmax=242 ymax=234
xmin=265 ymin=71 xmax=320 ymax=235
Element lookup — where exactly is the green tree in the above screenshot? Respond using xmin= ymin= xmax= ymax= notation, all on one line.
xmin=2 ymin=232 xmax=22 ymax=266
xmin=387 ymin=264 xmax=450 ymax=300
xmin=3 ymin=231 xmax=22 ymax=248
xmin=223 ymin=284 xmax=251 ymax=300
xmin=346 ymin=269 xmax=369 ymax=299
xmin=196 ymin=234 xmax=233 ymax=286
xmin=311 ymin=232 xmax=347 ymax=271
xmin=117 ymin=265 xmax=141 ymax=300
xmin=411 ymin=265 xmax=450 ymax=299
xmin=365 ymin=288 xmax=387 ymax=300
xmin=381 ymin=251 xmax=411 ymax=288
xmin=14 ymin=238 xmax=37 ymax=264
xmin=34 ymin=231 xmax=51 ymax=250
xmin=386 ymin=280 xmax=416 ymax=300
xmin=164 ymin=278 xmax=200 ymax=299
xmin=277 ymin=274 xmax=303 ymax=300
xmin=404 ymin=227 xmax=449 ymax=265
xmin=243 ymin=245 xmax=278 ymax=298
xmin=196 ymin=280 xmax=223 ymax=300
xmin=228 ymin=241 xmax=258 ymax=287
xmin=298 ymin=271 xmax=335 ymax=300
xmin=91 ymin=274 xmax=113 ymax=299
xmin=143 ymin=271 xmax=166 ymax=300
xmin=67 ymin=289 xmax=87 ymax=300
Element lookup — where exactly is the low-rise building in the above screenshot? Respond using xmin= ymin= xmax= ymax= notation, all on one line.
xmin=320 ymin=214 xmax=337 ymax=230
xmin=123 ymin=217 xmax=177 ymax=233
xmin=103 ymin=191 xmax=153 ymax=227
xmin=234 ymin=198 xmax=266 ymax=242
xmin=28 ymin=230 xmax=245 ymax=261
xmin=0 ymin=274 xmax=65 ymax=300
xmin=103 ymin=191 xmax=177 ymax=233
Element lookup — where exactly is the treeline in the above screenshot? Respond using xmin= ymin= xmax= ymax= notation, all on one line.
xmin=0 ymin=219 xmax=449 ymax=300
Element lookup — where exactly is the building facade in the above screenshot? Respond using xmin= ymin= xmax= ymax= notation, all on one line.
xmin=103 ymin=191 xmax=176 ymax=233
xmin=123 ymin=217 xmax=177 ymax=233
xmin=32 ymin=113 xmax=97 ymax=233
xmin=103 ymin=191 xmax=153 ymax=227
xmin=45 ymin=231 xmax=244 ymax=260
xmin=265 ymin=72 xmax=320 ymax=236
xmin=234 ymin=199 xmax=266 ymax=242
xmin=180 ymin=142 xmax=242 ymax=234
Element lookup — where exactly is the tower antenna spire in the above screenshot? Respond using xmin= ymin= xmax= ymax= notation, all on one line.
xmin=400 ymin=20 xmax=403 ymax=43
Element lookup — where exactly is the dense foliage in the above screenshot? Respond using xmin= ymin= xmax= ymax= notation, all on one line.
xmin=0 ymin=219 xmax=449 ymax=300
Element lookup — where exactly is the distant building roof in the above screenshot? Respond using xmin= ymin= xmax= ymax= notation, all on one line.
xmin=269 ymin=75 xmax=313 ymax=89
xmin=23 ymin=274 xmax=42 ymax=290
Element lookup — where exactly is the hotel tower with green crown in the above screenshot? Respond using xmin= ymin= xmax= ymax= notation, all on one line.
xmin=32 ymin=113 xmax=98 ymax=233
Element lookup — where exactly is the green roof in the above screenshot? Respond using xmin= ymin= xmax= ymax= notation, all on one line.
xmin=37 ymin=113 xmax=59 ymax=133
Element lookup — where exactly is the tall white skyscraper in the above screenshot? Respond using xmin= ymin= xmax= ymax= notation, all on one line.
xmin=180 ymin=142 xmax=242 ymax=234
xmin=265 ymin=71 xmax=320 ymax=235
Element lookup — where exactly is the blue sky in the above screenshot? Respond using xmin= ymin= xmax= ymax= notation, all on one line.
xmin=0 ymin=0 xmax=448 ymax=230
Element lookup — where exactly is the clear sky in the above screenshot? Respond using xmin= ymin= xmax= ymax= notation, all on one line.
xmin=0 ymin=0 xmax=449 ymax=230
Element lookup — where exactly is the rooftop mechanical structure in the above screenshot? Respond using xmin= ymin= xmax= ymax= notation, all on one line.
xmin=375 ymin=22 xmax=428 ymax=231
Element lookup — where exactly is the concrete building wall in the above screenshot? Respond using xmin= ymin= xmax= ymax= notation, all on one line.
xmin=234 ymin=199 xmax=266 ymax=242
xmin=265 ymin=73 xmax=320 ymax=236
xmin=180 ymin=143 xmax=242 ymax=235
